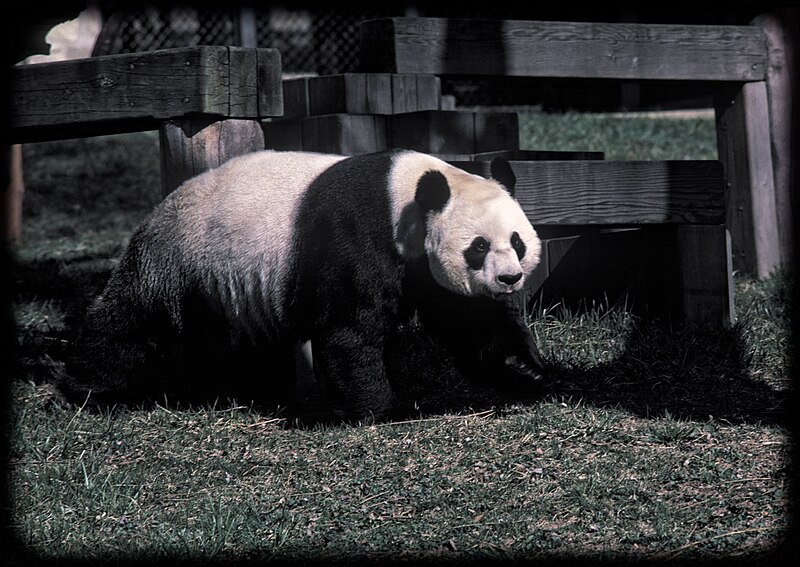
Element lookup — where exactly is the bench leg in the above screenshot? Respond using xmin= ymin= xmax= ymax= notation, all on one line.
xmin=159 ymin=117 xmax=265 ymax=195
xmin=715 ymin=81 xmax=780 ymax=279
xmin=677 ymin=224 xmax=734 ymax=328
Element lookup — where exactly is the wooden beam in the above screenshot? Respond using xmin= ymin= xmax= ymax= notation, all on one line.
xmin=360 ymin=18 xmax=767 ymax=82
xmin=9 ymin=46 xmax=283 ymax=143
xmin=715 ymin=82 xmax=781 ymax=278
xmin=677 ymin=225 xmax=734 ymax=328
xmin=281 ymin=73 xmax=441 ymax=119
xmin=451 ymin=160 xmax=724 ymax=226
xmin=159 ymin=118 xmax=265 ymax=195
xmin=389 ymin=110 xmax=519 ymax=155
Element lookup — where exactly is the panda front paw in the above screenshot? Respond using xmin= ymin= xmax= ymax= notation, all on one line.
xmin=499 ymin=354 xmax=548 ymax=398
xmin=504 ymin=354 xmax=545 ymax=382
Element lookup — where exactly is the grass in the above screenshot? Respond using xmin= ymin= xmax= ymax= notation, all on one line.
xmin=4 ymin=113 xmax=795 ymax=562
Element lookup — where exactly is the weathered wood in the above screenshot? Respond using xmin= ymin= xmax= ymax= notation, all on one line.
xmin=360 ymin=18 xmax=767 ymax=81
xmin=715 ymin=82 xmax=781 ymax=278
xmin=256 ymin=48 xmax=284 ymax=118
xmin=262 ymin=119 xmax=304 ymax=151
xmin=451 ymin=160 xmax=724 ymax=226
xmin=677 ymin=225 xmax=734 ymax=328
xmin=390 ymin=110 xmax=518 ymax=154
xmin=282 ymin=77 xmax=311 ymax=119
xmin=159 ymin=118 xmax=265 ymax=194
xmin=10 ymin=46 xmax=283 ymax=143
xmin=1 ymin=145 xmax=24 ymax=246
xmin=752 ymin=10 xmax=798 ymax=270
xmin=282 ymin=73 xmax=441 ymax=119
xmin=300 ymin=114 xmax=388 ymax=155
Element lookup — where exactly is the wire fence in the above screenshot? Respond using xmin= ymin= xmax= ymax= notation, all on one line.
xmin=93 ymin=5 xmax=400 ymax=76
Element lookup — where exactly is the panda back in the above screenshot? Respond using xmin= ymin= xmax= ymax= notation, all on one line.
xmin=166 ymin=151 xmax=346 ymax=335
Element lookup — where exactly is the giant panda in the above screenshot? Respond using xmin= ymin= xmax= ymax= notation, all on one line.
xmin=64 ymin=149 xmax=545 ymax=420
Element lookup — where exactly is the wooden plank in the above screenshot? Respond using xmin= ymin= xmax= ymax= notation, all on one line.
xmin=450 ymin=160 xmax=724 ymax=225
xmin=256 ymin=48 xmax=284 ymax=118
xmin=262 ymin=119 xmax=304 ymax=151
xmin=281 ymin=77 xmax=310 ymax=119
xmin=10 ymin=46 xmax=283 ymax=143
xmin=390 ymin=110 xmax=474 ymax=154
xmin=359 ymin=18 xmax=768 ymax=81
xmin=228 ymin=47 xmax=258 ymax=117
xmin=159 ymin=118 xmax=265 ymax=194
xmin=304 ymin=73 xmax=439 ymax=117
xmin=677 ymin=225 xmax=734 ymax=328
xmin=392 ymin=74 xmax=418 ymax=114
xmin=300 ymin=114 xmax=387 ymax=155
xmin=415 ymin=75 xmax=441 ymax=111
xmin=715 ymin=82 xmax=781 ymax=278
xmin=308 ymin=75 xmax=356 ymax=116
xmin=390 ymin=110 xmax=518 ymax=154
xmin=365 ymin=74 xmax=393 ymax=114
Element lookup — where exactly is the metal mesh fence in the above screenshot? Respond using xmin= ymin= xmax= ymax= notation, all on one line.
xmin=94 ymin=5 xmax=400 ymax=76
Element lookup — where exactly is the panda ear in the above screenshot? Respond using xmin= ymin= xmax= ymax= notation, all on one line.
xmin=490 ymin=157 xmax=516 ymax=197
xmin=415 ymin=170 xmax=450 ymax=213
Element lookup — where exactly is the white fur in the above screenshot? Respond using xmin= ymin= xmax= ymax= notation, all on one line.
xmin=388 ymin=150 xmax=541 ymax=297
xmin=168 ymin=150 xmax=344 ymax=335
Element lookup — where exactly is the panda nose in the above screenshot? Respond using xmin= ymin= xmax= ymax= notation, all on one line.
xmin=498 ymin=272 xmax=523 ymax=286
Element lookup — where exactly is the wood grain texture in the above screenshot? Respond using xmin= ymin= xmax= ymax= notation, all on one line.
xmin=10 ymin=46 xmax=282 ymax=143
xmin=715 ymin=82 xmax=781 ymax=277
xmin=159 ymin=118 xmax=265 ymax=194
xmin=752 ymin=10 xmax=798 ymax=270
xmin=359 ymin=17 xmax=767 ymax=81
xmin=285 ymin=73 xmax=441 ymax=118
xmin=389 ymin=110 xmax=518 ymax=154
xmin=451 ymin=160 xmax=724 ymax=226
xmin=300 ymin=114 xmax=388 ymax=155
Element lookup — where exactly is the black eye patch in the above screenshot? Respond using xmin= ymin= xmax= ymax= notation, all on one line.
xmin=511 ymin=231 xmax=526 ymax=260
xmin=464 ymin=236 xmax=490 ymax=270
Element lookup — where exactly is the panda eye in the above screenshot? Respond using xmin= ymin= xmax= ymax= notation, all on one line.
xmin=471 ymin=237 xmax=489 ymax=253
xmin=511 ymin=231 xmax=526 ymax=259
xmin=464 ymin=237 xmax=490 ymax=270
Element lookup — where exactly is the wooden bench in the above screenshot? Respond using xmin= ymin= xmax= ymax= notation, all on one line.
xmin=359 ymin=17 xmax=788 ymax=282
xmin=9 ymin=45 xmax=284 ymax=193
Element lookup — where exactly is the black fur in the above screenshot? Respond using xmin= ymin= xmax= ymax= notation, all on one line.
xmin=511 ymin=231 xmax=526 ymax=260
xmin=287 ymin=151 xmax=405 ymax=418
xmin=415 ymin=170 xmax=450 ymax=212
xmin=490 ymin=157 xmax=516 ymax=196
xmin=403 ymin=256 xmax=545 ymax=389
xmin=464 ymin=236 xmax=490 ymax=270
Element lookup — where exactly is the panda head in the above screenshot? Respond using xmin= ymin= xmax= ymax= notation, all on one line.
xmin=414 ymin=157 xmax=541 ymax=298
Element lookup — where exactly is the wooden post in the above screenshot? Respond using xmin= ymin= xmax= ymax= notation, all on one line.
xmin=752 ymin=9 xmax=798 ymax=271
xmin=1 ymin=145 xmax=24 ymax=246
xmin=159 ymin=118 xmax=265 ymax=195
xmin=715 ymin=81 xmax=780 ymax=279
xmin=677 ymin=225 xmax=734 ymax=328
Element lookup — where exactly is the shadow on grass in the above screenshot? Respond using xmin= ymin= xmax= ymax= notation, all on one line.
xmin=9 ymin=252 xmax=790 ymax=429
xmin=543 ymin=322 xmax=789 ymax=427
